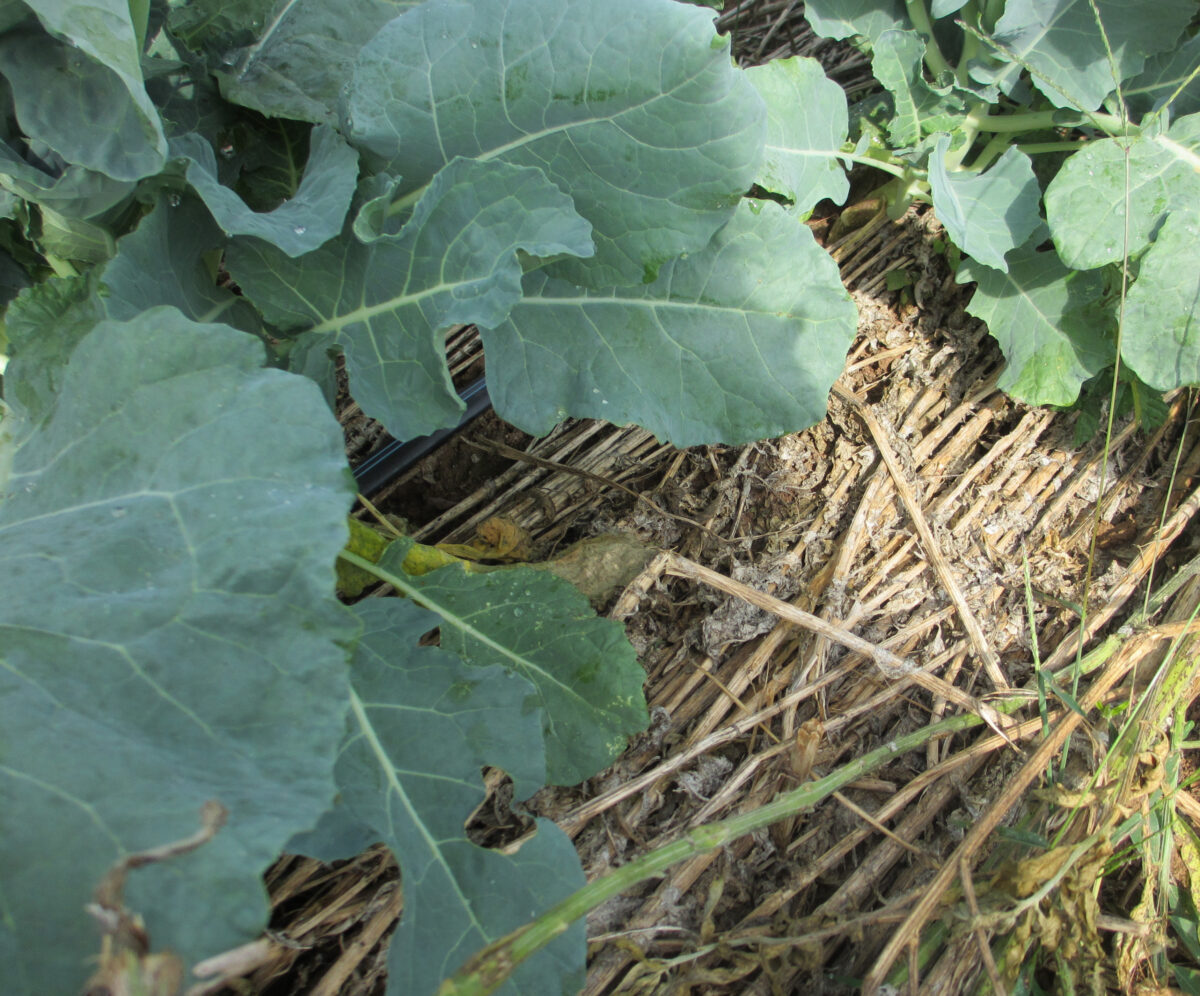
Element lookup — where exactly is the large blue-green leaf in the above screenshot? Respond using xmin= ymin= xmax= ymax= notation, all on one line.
xmin=345 ymin=0 xmax=765 ymax=287
xmin=17 ymin=0 xmax=166 ymax=174
xmin=871 ymin=30 xmax=966 ymax=148
xmin=0 ymin=1 xmax=29 ymax=32
xmin=167 ymin=0 xmax=421 ymax=123
xmin=929 ymin=134 xmax=1041 ymax=272
xmin=228 ymin=157 xmax=594 ymax=440
xmin=0 ymin=26 xmax=162 ymax=180
xmin=971 ymin=0 xmax=1195 ymax=111
xmin=1045 ymin=112 xmax=1200 ymax=269
xmin=335 ymin=599 xmax=586 ymax=996
xmin=374 ymin=539 xmax=648 ymax=786
xmin=487 ymin=200 xmax=858 ymax=447
xmin=100 ymin=193 xmax=262 ymax=333
xmin=960 ymin=237 xmax=1114 ymax=405
xmin=801 ymin=0 xmax=906 ymax=42
xmin=0 ymin=192 xmax=262 ymax=422
xmin=0 ymin=307 xmax=355 ymax=994
xmin=36 ymin=203 xmax=117 ymax=264
xmin=173 ymin=124 xmax=358 ymax=256
xmin=1120 ymin=210 xmax=1200 ymax=391
xmin=0 ymin=140 xmax=136 ymax=217
xmin=1122 ymin=33 xmax=1200 ymax=122
xmin=352 ymin=170 xmax=407 ymax=241
xmin=744 ymin=57 xmax=849 ymax=214
xmin=228 ymin=117 xmax=317 ymax=212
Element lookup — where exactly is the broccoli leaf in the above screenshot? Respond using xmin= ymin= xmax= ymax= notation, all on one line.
xmin=929 ymin=134 xmax=1041 ymax=272
xmin=871 ymin=30 xmax=966 ymax=148
xmin=0 ymin=307 xmax=355 ymax=993
xmin=801 ymin=0 xmax=907 ymax=42
xmin=373 ymin=539 xmax=649 ymax=786
xmin=745 ymin=56 xmax=850 ymax=213
xmin=173 ymin=123 xmax=358 ymax=257
xmin=1122 ymin=33 xmax=1200 ymax=121
xmin=960 ymin=236 xmax=1115 ymax=405
xmin=488 ymin=200 xmax=858 ymax=447
xmin=167 ymin=0 xmax=422 ymax=124
xmin=0 ymin=25 xmax=163 ymax=181
xmin=345 ymin=0 xmax=765 ymax=287
xmin=1045 ymin=112 xmax=1200 ymax=269
xmin=100 ymin=193 xmax=261 ymax=333
xmin=1120 ymin=210 xmax=1200 ymax=391
xmin=228 ymin=156 xmax=594 ymax=440
xmin=973 ymin=0 xmax=1195 ymax=111
xmin=14 ymin=0 xmax=166 ymax=175
xmin=333 ymin=599 xmax=586 ymax=996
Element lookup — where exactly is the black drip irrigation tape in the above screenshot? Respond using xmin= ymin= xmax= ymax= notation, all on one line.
xmin=351 ymin=376 xmax=492 ymax=497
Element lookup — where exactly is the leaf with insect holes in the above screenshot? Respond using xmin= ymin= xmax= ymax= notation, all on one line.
xmin=372 ymin=538 xmax=650 ymax=786
xmin=329 ymin=599 xmax=587 ymax=996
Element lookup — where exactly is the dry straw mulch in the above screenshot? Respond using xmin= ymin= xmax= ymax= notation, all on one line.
xmin=201 ymin=4 xmax=1200 ymax=994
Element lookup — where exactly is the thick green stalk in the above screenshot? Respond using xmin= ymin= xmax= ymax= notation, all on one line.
xmin=967 ymin=132 xmax=1011 ymax=171
xmin=943 ymin=103 xmax=987 ymax=170
xmin=385 ymin=186 xmax=422 ymax=218
xmin=975 ymin=108 xmax=1125 ymax=134
xmin=955 ymin=1 xmax=982 ymax=87
xmin=1014 ymin=141 xmax=1089 ymax=156
xmin=836 ymin=150 xmax=914 ymax=180
xmin=128 ymin=0 xmax=150 ymax=52
xmin=43 ymin=254 xmax=79 ymax=279
xmin=906 ymin=0 xmax=952 ymax=79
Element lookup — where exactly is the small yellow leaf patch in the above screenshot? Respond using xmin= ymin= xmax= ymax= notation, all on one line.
xmin=337 ymin=517 xmax=529 ymax=596
xmin=338 ymin=515 xmax=655 ymax=608
xmin=436 ymin=517 xmax=534 ymax=563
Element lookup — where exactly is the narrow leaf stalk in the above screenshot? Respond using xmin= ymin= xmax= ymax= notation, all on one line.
xmin=954 ymin=2 xmax=981 ymax=86
xmin=943 ymin=103 xmax=987 ymax=170
xmin=906 ymin=0 xmax=951 ymax=79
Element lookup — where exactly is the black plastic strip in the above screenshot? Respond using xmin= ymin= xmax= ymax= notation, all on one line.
xmin=352 ymin=376 xmax=492 ymax=496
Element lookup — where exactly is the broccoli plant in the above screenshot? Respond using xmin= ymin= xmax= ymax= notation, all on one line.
xmin=0 ymin=1 xmax=856 ymax=993
xmin=774 ymin=0 xmax=1199 ymax=412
